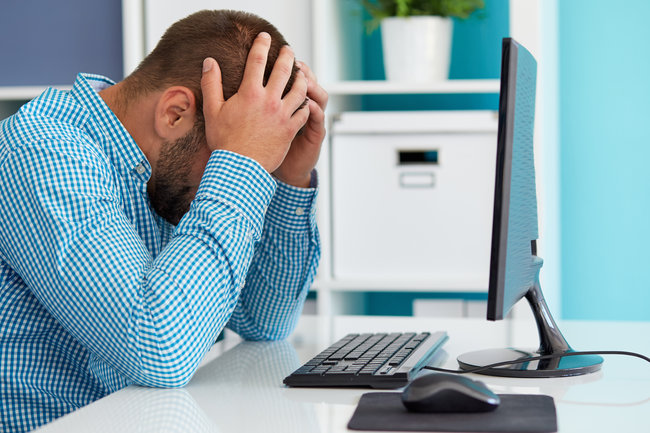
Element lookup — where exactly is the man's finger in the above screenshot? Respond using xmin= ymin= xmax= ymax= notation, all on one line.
xmin=306 ymin=98 xmax=325 ymax=127
xmin=284 ymin=70 xmax=308 ymax=116
xmin=266 ymin=45 xmax=295 ymax=96
xmin=296 ymin=61 xmax=316 ymax=83
xmin=241 ymin=32 xmax=272 ymax=89
xmin=297 ymin=61 xmax=328 ymax=111
xmin=290 ymin=101 xmax=310 ymax=131
xmin=306 ymin=81 xmax=329 ymax=112
xmin=201 ymin=57 xmax=225 ymax=116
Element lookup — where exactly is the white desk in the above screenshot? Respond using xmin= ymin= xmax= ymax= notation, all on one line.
xmin=35 ymin=315 xmax=650 ymax=433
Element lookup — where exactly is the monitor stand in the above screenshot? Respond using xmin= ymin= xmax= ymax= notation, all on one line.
xmin=457 ymin=270 xmax=603 ymax=378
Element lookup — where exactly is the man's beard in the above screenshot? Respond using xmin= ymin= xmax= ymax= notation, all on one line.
xmin=148 ymin=123 xmax=205 ymax=225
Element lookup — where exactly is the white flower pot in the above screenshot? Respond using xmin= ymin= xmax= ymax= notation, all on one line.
xmin=381 ymin=16 xmax=453 ymax=82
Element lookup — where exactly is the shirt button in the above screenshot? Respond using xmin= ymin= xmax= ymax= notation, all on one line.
xmin=295 ymin=207 xmax=305 ymax=216
xmin=135 ymin=164 xmax=146 ymax=175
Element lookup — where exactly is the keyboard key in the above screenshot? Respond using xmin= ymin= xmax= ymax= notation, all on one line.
xmin=292 ymin=366 xmax=314 ymax=374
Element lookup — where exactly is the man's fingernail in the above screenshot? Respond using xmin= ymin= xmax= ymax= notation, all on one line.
xmin=258 ymin=32 xmax=271 ymax=39
xmin=203 ymin=58 xmax=213 ymax=73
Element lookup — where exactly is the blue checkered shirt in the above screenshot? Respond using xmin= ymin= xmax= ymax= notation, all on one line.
xmin=0 ymin=74 xmax=320 ymax=433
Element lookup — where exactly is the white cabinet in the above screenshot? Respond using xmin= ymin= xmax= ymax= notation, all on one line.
xmin=330 ymin=111 xmax=497 ymax=284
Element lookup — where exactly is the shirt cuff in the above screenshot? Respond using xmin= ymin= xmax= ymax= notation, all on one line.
xmin=194 ymin=150 xmax=276 ymax=239
xmin=266 ymin=170 xmax=318 ymax=233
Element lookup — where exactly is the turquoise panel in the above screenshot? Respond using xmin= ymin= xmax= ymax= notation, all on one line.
xmin=366 ymin=292 xmax=488 ymax=317
xmin=559 ymin=1 xmax=650 ymax=320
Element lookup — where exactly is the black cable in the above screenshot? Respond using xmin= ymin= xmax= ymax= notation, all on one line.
xmin=423 ymin=350 xmax=650 ymax=375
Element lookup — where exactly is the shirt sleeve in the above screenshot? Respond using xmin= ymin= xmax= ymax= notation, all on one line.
xmin=226 ymin=174 xmax=321 ymax=340
xmin=0 ymin=143 xmax=284 ymax=388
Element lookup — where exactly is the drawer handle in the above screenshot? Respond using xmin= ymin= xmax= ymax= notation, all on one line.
xmin=399 ymin=172 xmax=435 ymax=188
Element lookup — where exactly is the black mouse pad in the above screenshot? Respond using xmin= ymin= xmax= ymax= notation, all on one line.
xmin=348 ymin=393 xmax=557 ymax=432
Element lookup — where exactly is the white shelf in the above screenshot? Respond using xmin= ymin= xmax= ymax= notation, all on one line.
xmin=325 ymin=79 xmax=500 ymax=95
xmin=0 ymin=86 xmax=71 ymax=100
xmin=312 ymin=279 xmax=487 ymax=293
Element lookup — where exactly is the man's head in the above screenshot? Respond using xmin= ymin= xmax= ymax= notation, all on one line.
xmin=116 ymin=10 xmax=299 ymax=224
xmin=124 ymin=9 xmax=299 ymax=120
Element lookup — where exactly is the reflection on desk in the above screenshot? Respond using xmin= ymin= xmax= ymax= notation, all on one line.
xmin=63 ymin=387 xmax=217 ymax=433
xmin=35 ymin=316 xmax=650 ymax=433
xmin=188 ymin=340 xmax=320 ymax=433
xmin=37 ymin=339 xmax=320 ymax=433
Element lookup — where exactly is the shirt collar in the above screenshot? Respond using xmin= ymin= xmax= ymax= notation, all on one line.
xmin=69 ymin=73 xmax=151 ymax=180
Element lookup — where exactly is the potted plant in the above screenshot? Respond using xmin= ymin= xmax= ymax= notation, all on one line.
xmin=361 ymin=0 xmax=485 ymax=82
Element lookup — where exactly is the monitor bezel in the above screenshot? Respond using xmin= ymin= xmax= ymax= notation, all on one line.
xmin=487 ymin=38 xmax=518 ymax=321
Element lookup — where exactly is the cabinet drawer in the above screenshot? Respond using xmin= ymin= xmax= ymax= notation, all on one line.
xmin=330 ymin=111 xmax=497 ymax=285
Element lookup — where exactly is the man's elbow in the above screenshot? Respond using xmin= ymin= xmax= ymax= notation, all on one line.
xmin=241 ymin=323 xmax=295 ymax=342
xmin=153 ymin=372 xmax=194 ymax=388
xmin=133 ymin=361 xmax=197 ymax=388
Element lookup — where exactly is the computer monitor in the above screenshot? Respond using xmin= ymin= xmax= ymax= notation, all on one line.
xmin=456 ymin=38 xmax=604 ymax=377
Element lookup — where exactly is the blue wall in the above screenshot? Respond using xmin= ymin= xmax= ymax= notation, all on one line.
xmin=0 ymin=0 xmax=123 ymax=86
xmin=559 ymin=1 xmax=650 ymax=320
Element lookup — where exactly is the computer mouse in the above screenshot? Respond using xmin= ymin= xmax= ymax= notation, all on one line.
xmin=401 ymin=373 xmax=500 ymax=413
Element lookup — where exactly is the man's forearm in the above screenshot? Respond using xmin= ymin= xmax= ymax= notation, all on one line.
xmin=226 ymin=180 xmax=320 ymax=340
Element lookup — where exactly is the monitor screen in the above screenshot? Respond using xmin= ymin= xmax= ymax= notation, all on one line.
xmin=487 ymin=37 xmax=539 ymax=320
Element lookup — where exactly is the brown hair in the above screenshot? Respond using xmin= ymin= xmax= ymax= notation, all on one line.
xmin=122 ymin=9 xmax=298 ymax=122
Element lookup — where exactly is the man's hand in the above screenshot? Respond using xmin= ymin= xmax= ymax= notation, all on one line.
xmin=200 ymin=32 xmax=309 ymax=173
xmin=273 ymin=61 xmax=329 ymax=188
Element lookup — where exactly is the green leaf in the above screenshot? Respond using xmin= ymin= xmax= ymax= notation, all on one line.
xmin=358 ymin=0 xmax=485 ymax=27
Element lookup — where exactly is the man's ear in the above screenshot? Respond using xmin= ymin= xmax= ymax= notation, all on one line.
xmin=153 ymin=86 xmax=197 ymax=140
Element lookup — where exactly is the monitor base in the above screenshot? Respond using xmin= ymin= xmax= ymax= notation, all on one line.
xmin=457 ymin=348 xmax=603 ymax=378
xmin=461 ymin=268 xmax=604 ymax=378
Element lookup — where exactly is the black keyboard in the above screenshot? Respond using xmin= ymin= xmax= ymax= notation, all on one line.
xmin=283 ymin=331 xmax=448 ymax=389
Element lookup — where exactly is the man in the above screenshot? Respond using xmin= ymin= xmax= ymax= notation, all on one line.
xmin=0 ymin=10 xmax=327 ymax=433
